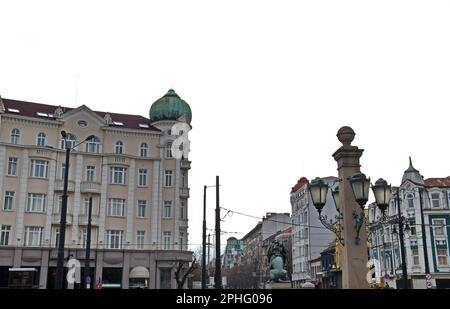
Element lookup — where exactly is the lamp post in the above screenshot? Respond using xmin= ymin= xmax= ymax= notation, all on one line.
xmin=202 ymin=185 xmax=216 ymax=289
xmin=84 ymin=196 xmax=93 ymax=289
xmin=56 ymin=132 xmax=95 ymax=289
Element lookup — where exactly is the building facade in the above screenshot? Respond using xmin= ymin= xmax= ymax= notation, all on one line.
xmin=368 ymin=158 xmax=450 ymax=289
xmin=290 ymin=176 xmax=338 ymax=287
xmin=0 ymin=89 xmax=192 ymax=289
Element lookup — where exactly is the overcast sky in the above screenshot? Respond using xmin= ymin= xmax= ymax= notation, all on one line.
xmin=1 ymin=1 xmax=449 ymax=253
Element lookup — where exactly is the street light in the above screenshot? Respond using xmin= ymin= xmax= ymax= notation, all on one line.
xmin=56 ymin=131 xmax=95 ymax=289
xmin=84 ymin=196 xmax=93 ymax=289
xmin=308 ymin=178 xmax=344 ymax=245
xmin=202 ymin=184 xmax=217 ymax=289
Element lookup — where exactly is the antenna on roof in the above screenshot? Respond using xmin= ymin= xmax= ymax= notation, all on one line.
xmin=74 ymin=74 xmax=80 ymax=106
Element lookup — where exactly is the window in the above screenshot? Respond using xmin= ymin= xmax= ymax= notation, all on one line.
xmin=36 ymin=132 xmax=46 ymax=147
xmin=10 ymin=128 xmax=20 ymax=144
xmin=137 ymin=200 xmax=146 ymax=218
xmin=27 ymin=193 xmax=46 ymax=213
xmin=106 ymin=230 xmax=123 ymax=249
xmin=86 ymin=166 xmax=95 ymax=182
xmin=180 ymin=232 xmax=184 ymax=250
xmin=164 ymin=170 xmax=173 ymax=187
xmin=433 ymin=219 xmax=446 ymax=236
xmin=7 ymin=157 xmax=18 ymax=176
xmin=431 ymin=193 xmax=441 ymax=208
xmin=85 ymin=136 xmax=100 ymax=153
xmin=108 ymin=198 xmax=125 ymax=216
xmin=115 ymin=141 xmax=123 ymax=154
xmin=136 ymin=231 xmax=145 ymax=249
xmin=81 ymin=228 xmax=87 ymax=248
xmin=4 ymin=191 xmax=15 ymax=211
xmin=61 ymin=163 xmax=66 ymax=179
xmin=138 ymin=169 xmax=147 ymax=187
xmin=163 ymin=201 xmax=172 ymax=218
xmin=140 ymin=143 xmax=148 ymax=157
xmin=412 ymin=248 xmax=419 ymax=265
xmin=54 ymin=228 xmax=60 ymax=248
xmin=160 ymin=268 xmax=172 ymax=289
xmin=83 ymin=197 xmax=92 ymax=215
xmin=437 ymin=248 xmax=448 ymax=266
xmin=180 ymin=201 xmax=185 ymax=220
xmin=407 ymin=194 xmax=414 ymax=208
xmin=1 ymin=225 xmax=11 ymax=246
xmin=110 ymin=167 xmax=127 ymax=184
xmin=54 ymin=196 xmax=62 ymax=214
xmin=61 ymin=133 xmax=76 ymax=149
xmin=163 ymin=232 xmax=171 ymax=250
xmin=24 ymin=226 xmax=43 ymax=247
xmin=166 ymin=143 xmax=173 ymax=158
xmin=30 ymin=160 xmax=48 ymax=178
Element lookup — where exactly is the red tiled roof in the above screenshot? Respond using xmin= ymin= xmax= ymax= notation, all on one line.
xmin=2 ymin=98 xmax=160 ymax=132
xmin=424 ymin=177 xmax=450 ymax=188
xmin=291 ymin=177 xmax=309 ymax=193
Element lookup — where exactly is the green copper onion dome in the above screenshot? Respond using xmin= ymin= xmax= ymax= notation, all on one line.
xmin=150 ymin=89 xmax=192 ymax=124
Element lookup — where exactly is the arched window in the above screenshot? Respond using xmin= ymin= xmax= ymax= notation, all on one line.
xmin=140 ymin=143 xmax=148 ymax=157
xmin=85 ymin=136 xmax=100 ymax=153
xmin=11 ymin=128 xmax=20 ymax=144
xmin=115 ymin=141 xmax=123 ymax=154
xmin=37 ymin=132 xmax=46 ymax=147
xmin=60 ymin=133 xmax=76 ymax=149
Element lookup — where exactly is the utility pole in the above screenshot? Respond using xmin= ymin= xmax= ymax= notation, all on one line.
xmin=419 ymin=188 xmax=431 ymax=285
xmin=215 ymin=176 xmax=222 ymax=289
xmin=396 ymin=188 xmax=409 ymax=289
xmin=202 ymin=185 xmax=207 ymax=289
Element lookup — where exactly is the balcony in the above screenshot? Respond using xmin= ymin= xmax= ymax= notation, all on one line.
xmin=52 ymin=213 xmax=73 ymax=225
xmin=54 ymin=179 xmax=75 ymax=192
xmin=80 ymin=181 xmax=101 ymax=194
xmin=180 ymin=219 xmax=189 ymax=228
xmin=180 ymin=160 xmax=191 ymax=170
xmin=180 ymin=187 xmax=190 ymax=198
xmin=78 ymin=214 xmax=99 ymax=226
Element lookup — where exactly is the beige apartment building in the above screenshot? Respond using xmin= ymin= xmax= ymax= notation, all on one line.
xmin=0 ymin=89 xmax=192 ymax=289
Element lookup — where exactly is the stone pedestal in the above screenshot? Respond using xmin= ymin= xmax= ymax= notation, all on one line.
xmin=265 ymin=282 xmax=292 ymax=289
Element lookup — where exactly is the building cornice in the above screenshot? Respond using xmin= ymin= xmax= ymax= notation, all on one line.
xmin=1 ymin=113 xmax=62 ymax=127
xmin=103 ymin=127 xmax=162 ymax=138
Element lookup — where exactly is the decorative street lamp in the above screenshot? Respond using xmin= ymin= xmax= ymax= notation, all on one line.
xmin=371 ymin=178 xmax=391 ymax=213
xmin=56 ymin=131 xmax=95 ymax=289
xmin=347 ymin=173 xmax=370 ymax=245
xmin=309 ymin=178 xmax=344 ymax=245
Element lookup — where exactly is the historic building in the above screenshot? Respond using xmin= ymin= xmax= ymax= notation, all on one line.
xmin=367 ymin=158 xmax=450 ymax=289
xmin=0 ymin=89 xmax=192 ymax=288
xmin=290 ymin=176 xmax=338 ymax=288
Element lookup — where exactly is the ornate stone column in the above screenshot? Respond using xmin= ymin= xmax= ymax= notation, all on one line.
xmin=332 ymin=126 xmax=368 ymax=289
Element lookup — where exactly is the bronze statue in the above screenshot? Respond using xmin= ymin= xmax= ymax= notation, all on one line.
xmin=267 ymin=240 xmax=288 ymax=282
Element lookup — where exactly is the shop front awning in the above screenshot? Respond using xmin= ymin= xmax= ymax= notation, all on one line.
xmin=129 ymin=266 xmax=150 ymax=279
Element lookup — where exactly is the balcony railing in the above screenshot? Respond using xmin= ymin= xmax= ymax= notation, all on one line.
xmin=54 ymin=179 xmax=75 ymax=192
xmin=180 ymin=187 xmax=190 ymax=198
xmin=52 ymin=213 xmax=73 ymax=225
xmin=80 ymin=181 xmax=101 ymax=194
xmin=78 ymin=214 xmax=99 ymax=226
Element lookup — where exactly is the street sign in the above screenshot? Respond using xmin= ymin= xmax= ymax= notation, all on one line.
xmin=426 ymin=281 xmax=433 ymax=289
xmin=425 ymin=273 xmax=432 ymax=280
xmin=384 ymin=274 xmax=390 ymax=280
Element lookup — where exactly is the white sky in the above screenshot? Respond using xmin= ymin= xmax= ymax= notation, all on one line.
xmin=1 ymin=0 xmax=450 ymax=253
